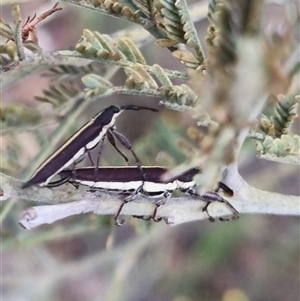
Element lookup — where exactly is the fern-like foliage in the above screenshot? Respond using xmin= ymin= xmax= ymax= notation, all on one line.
xmin=66 ymin=0 xmax=137 ymax=22
xmin=35 ymin=83 xmax=82 ymax=107
xmin=124 ymin=65 xmax=158 ymax=89
xmin=75 ymin=30 xmax=146 ymax=64
xmin=0 ymin=18 xmax=14 ymax=40
xmin=43 ymin=64 xmax=98 ymax=81
xmin=79 ymin=56 xmax=198 ymax=110
xmin=82 ymin=74 xmax=114 ymax=98
xmin=0 ymin=3 xmax=61 ymax=65
xmin=63 ymin=0 xmax=205 ymax=70
xmin=154 ymin=0 xmax=204 ymax=68
xmin=159 ymin=84 xmax=197 ymax=109
xmin=205 ymin=0 xmax=219 ymax=47
xmin=260 ymin=95 xmax=299 ymax=138
xmin=256 ymin=134 xmax=300 ymax=159
xmin=207 ymin=0 xmax=219 ymax=19
xmin=0 ymin=104 xmax=42 ymax=132
xmin=0 ymin=20 xmax=17 ymax=66
xmin=73 ymin=29 xmax=186 ymax=79
xmin=130 ymin=0 xmax=156 ymax=19
xmin=208 ymin=0 xmax=262 ymax=65
xmin=82 ymin=63 xmax=197 ymax=109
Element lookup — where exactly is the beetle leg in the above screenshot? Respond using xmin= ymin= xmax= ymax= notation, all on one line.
xmin=152 ymin=191 xmax=172 ymax=222
xmin=114 ymin=185 xmax=143 ymax=226
xmin=200 ymin=191 xmax=239 ymax=222
xmin=94 ymin=135 xmax=107 ymax=177
xmin=107 ymin=130 xmax=130 ymax=165
xmin=110 ymin=129 xmax=145 ymax=180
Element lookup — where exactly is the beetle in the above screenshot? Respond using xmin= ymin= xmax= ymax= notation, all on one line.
xmin=22 ymin=105 xmax=158 ymax=188
xmin=56 ymin=166 xmax=238 ymax=224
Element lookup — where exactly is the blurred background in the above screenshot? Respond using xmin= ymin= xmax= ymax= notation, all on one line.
xmin=1 ymin=1 xmax=299 ymax=301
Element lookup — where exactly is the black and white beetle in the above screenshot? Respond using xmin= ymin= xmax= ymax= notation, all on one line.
xmin=56 ymin=166 xmax=239 ymax=223
xmin=22 ymin=105 xmax=158 ymax=189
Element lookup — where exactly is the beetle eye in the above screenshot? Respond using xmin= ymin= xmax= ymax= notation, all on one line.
xmin=113 ymin=106 xmax=120 ymax=113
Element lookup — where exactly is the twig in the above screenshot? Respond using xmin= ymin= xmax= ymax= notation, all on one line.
xmin=12 ymin=5 xmax=25 ymax=60
xmin=2 ymin=52 xmax=94 ymax=89
xmin=58 ymin=50 xmax=189 ymax=80
xmin=21 ymin=2 xmax=62 ymax=41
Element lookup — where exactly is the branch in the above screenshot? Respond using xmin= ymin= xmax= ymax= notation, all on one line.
xmin=58 ymin=50 xmax=188 ymax=80
xmin=258 ymin=153 xmax=300 ymax=165
xmin=12 ymin=5 xmax=25 ymax=60
xmin=2 ymin=52 xmax=93 ymax=89
xmin=0 ymin=171 xmax=298 ymax=230
xmin=222 ymin=163 xmax=300 ymax=216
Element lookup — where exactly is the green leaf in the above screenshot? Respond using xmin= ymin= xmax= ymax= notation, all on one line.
xmin=82 ymin=73 xmax=113 ymax=89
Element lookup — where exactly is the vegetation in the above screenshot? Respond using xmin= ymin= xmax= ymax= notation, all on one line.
xmin=1 ymin=1 xmax=299 ymax=300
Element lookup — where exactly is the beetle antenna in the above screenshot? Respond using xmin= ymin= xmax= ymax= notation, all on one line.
xmin=120 ymin=105 xmax=158 ymax=112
